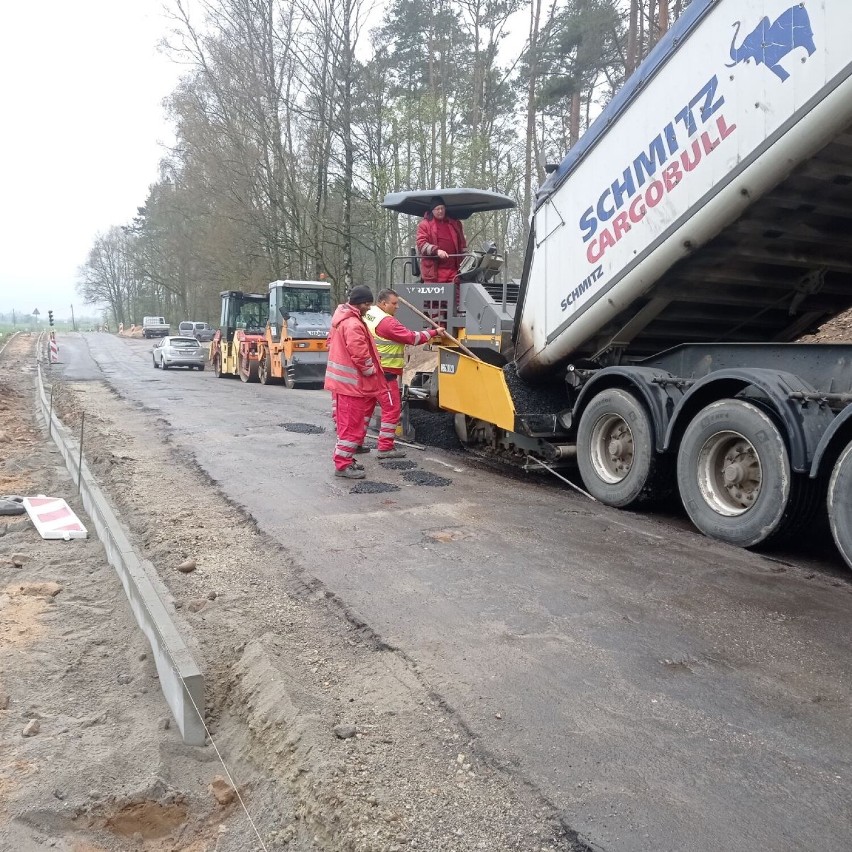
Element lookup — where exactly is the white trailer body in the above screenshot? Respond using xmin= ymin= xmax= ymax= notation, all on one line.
xmin=433 ymin=0 xmax=852 ymax=561
xmin=515 ymin=0 xmax=852 ymax=378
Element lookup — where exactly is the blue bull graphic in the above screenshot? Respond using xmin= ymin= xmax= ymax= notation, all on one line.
xmin=727 ymin=4 xmax=816 ymax=82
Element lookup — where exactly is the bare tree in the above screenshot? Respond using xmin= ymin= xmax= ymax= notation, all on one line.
xmin=81 ymin=0 xmax=697 ymax=317
xmin=77 ymin=228 xmax=136 ymax=326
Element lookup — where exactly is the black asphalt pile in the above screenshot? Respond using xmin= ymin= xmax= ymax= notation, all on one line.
xmin=409 ymin=409 xmax=461 ymax=451
xmin=402 ymin=470 xmax=452 ymax=487
xmin=380 ymin=460 xmax=418 ymax=471
xmin=502 ymin=363 xmax=568 ymax=415
xmin=280 ymin=422 xmax=326 ymax=434
xmin=350 ymin=481 xmax=401 ymax=494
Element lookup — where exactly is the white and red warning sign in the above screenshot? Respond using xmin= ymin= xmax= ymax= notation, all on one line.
xmin=23 ymin=496 xmax=88 ymax=540
xmin=49 ymin=333 xmax=59 ymax=364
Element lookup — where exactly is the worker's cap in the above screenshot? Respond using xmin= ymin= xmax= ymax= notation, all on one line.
xmin=430 ymin=196 xmax=446 ymax=210
xmin=348 ymin=285 xmax=374 ymax=305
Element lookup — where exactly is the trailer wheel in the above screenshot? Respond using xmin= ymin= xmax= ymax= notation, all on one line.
xmin=827 ymin=441 xmax=852 ymax=570
xmin=577 ymin=388 xmax=661 ymax=507
xmin=677 ymin=399 xmax=798 ymax=547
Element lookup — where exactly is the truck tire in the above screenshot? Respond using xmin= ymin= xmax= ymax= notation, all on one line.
xmin=576 ymin=388 xmax=663 ymax=507
xmin=677 ymin=399 xmax=803 ymax=547
xmin=827 ymin=441 xmax=852 ymax=570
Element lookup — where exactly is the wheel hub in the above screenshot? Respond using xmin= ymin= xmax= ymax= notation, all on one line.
xmin=698 ymin=432 xmax=762 ymax=516
xmin=723 ymin=460 xmax=745 ymax=485
xmin=591 ymin=415 xmax=634 ymax=484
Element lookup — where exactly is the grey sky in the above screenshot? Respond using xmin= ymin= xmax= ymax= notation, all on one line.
xmin=1 ymin=2 xmax=531 ymax=323
xmin=0 ymin=1 xmax=181 ymax=320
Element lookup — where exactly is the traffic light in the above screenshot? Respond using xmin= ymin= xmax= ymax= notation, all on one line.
xmin=48 ymin=310 xmax=54 ymax=327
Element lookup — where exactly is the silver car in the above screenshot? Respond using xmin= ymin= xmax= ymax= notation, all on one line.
xmin=152 ymin=336 xmax=206 ymax=371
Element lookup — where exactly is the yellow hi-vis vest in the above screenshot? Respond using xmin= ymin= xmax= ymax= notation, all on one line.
xmin=363 ymin=305 xmax=405 ymax=371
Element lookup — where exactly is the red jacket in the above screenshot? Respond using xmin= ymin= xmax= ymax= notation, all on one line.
xmin=373 ymin=313 xmax=440 ymax=376
xmin=416 ymin=213 xmax=466 ymax=282
xmin=324 ymin=304 xmax=384 ymax=398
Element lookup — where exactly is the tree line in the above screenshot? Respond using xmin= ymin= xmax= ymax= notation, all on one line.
xmin=78 ymin=0 xmax=691 ymax=326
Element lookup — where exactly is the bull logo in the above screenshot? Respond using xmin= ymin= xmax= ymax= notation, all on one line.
xmin=726 ymin=3 xmax=816 ymax=82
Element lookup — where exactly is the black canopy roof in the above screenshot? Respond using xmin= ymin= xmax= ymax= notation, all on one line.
xmin=382 ymin=188 xmax=516 ymax=220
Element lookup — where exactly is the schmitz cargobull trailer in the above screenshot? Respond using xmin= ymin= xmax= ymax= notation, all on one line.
xmin=436 ymin=0 xmax=852 ymax=565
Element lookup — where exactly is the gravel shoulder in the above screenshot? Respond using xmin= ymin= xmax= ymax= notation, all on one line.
xmin=2 ymin=332 xmax=580 ymax=851
xmin=0 ymin=334 xmax=252 ymax=852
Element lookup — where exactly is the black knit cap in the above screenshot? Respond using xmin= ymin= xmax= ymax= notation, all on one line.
xmin=348 ymin=285 xmax=374 ymax=305
xmin=430 ymin=195 xmax=446 ymax=210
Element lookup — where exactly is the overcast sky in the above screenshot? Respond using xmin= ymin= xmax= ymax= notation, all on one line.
xmin=0 ymin=1 xmax=181 ymax=320
xmin=1 ymin=2 xmax=530 ymax=323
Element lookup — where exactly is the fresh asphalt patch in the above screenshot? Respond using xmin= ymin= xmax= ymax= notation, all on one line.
xmin=401 ymin=470 xmax=452 ymax=487
xmin=279 ymin=422 xmax=325 ymax=434
xmin=379 ymin=459 xmax=418 ymax=470
xmin=349 ymin=481 xmax=402 ymax=494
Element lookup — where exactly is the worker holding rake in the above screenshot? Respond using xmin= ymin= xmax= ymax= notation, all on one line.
xmin=364 ymin=289 xmax=445 ymax=459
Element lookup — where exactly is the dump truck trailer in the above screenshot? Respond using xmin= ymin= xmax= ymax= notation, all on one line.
xmin=431 ymin=0 xmax=852 ymax=565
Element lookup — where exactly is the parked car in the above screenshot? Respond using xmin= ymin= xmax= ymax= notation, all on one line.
xmin=152 ymin=336 xmax=206 ymax=371
xmin=178 ymin=320 xmax=216 ymax=342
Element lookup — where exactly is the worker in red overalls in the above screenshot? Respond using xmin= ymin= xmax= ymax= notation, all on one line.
xmin=324 ymin=286 xmax=383 ymax=480
xmin=416 ymin=195 xmax=468 ymax=314
xmin=416 ymin=196 xmax=467 ymax=282
xmin=364 ymin=290 xmax=446 ymax=459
